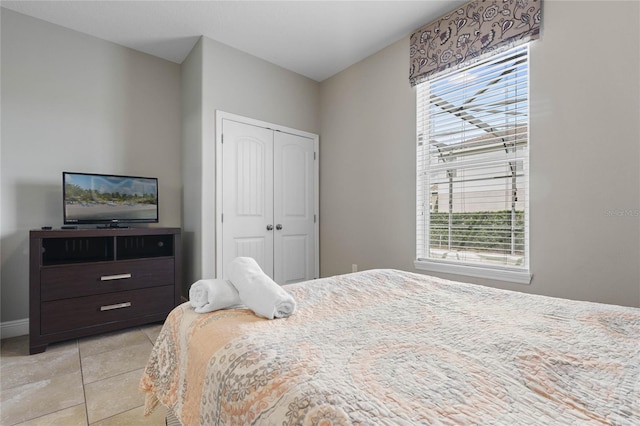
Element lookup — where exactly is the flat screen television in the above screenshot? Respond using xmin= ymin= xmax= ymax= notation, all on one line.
xmin=63 ymin=172 xmax=159 ymax=227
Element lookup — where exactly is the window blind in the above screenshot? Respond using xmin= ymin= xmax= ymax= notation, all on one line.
xmin=416 ymin=45 xmax=529 ymax=271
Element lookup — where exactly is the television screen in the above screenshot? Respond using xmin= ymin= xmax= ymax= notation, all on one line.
xmin=63 ymin=172 xmax=158 ymax=225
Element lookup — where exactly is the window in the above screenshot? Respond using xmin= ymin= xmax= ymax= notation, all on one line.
xmin=416 ymin=45 xmax=531 ymax=284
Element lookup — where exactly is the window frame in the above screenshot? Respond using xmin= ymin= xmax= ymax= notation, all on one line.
xmin=415 ymin=45 xmax=532 ymax=285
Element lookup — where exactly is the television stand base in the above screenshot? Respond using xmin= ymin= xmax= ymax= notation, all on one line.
xmin=96 ymin=224 xmax=130 ymax=229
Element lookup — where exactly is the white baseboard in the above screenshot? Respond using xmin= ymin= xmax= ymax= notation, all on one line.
xmin=1 ymin=318 xmax=29 ymax=339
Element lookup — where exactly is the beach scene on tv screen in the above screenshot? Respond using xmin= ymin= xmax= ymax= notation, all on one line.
xmin=65 ymin=174 xmax=158 ymax=221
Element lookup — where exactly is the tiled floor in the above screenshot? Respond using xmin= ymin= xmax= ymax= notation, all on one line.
xmin=0 ymin=324 xmax=168 ymax=425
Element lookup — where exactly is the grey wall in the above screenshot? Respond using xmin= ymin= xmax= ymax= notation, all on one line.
xmin=319 ymin=0 xmax=640 ymax=307
xmin=181 ymin=36 xmax=320 ymax=291
xmin=0 ymin=10 xmax=182 ymax=323
xmin=180 ymin=38 xmax=204 ymax=294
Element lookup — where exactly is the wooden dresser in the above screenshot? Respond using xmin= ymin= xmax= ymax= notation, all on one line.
xmin=29 ymin=227 xmax=181 ymax=354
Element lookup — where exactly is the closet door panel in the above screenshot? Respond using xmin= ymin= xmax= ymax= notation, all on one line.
xmin=273 ymin=132 xmax=315 ymax=284
xmin=221 ymin=120 xmax=274 ymax=278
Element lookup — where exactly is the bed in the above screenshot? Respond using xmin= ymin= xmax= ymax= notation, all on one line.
xmin=140 ymin=269 xmax=640 ymax=425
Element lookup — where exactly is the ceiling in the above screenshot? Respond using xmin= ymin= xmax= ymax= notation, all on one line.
xmin=1 ymin=0 xmax=465 ymax=82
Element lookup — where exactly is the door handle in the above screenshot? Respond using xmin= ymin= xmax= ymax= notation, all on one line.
xmin=266 ymin=224 xmax=274 ymax=231
xmin=276 ymin=224 xmax=283 ymax=230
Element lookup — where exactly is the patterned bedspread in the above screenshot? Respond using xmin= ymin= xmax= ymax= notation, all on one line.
xmin=140 ymin=269 xmax=640 ymax=425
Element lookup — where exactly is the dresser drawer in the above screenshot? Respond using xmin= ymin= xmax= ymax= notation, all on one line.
xmin=41 ymin=285 xmax=174 ymax=335
xmin=41 ymin=258 xmax=174 ymax=301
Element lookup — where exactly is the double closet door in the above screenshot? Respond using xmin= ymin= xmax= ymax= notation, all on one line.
xmin=217 ymin=115 xmax=318 ymax=285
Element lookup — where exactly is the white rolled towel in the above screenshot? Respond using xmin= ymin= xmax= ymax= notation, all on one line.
xmin=188 ymin=279 xmax=242 ymax=314
xmin=227 ymin=257 xmax=296 ymax=319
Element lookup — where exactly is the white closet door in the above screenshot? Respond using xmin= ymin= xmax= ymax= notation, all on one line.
xmin=221 ymin=119 xmax=274 ymax=278
xmin=273 ymin=131 xmax=316 ymax=284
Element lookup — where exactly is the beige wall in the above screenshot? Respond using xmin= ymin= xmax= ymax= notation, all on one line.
xmin=319 ymin=1 xmax=640 ymax=307
xmin=0 ymin=10 xmax=182 ymax=323
xmin=528 ymin=0 xmax=639 ymax=306
xmin=181 ymin=36 xmax=320 ymax=291
xmin=319 ymin=36 xmax=417 ymax=276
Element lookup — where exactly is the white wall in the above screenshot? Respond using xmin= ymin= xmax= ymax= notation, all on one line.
xmin=181 ymin=36 xmax=320 ymax=290
xmin=0 ymin=10 xmax=182 ymax=325
xmin=319 ymin=1 xmax=640 ymax=307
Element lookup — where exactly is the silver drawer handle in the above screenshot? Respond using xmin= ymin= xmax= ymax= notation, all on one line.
xmin=100 ymin=273 xmax=132 ymax=281
xmin=100 ymin=302 xmax=132 ymax=311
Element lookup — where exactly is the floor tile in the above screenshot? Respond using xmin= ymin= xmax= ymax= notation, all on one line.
xmin=84 ymin=368 xmax=147 ymax=424
xmin=0 ymin=335 xmax=30 ymax=357
xmin=1 ymin=335 xmax=78 ymax=358
xmin=1 ymin=338 xmax=80 ymax=391
xmin=79 ymin=328 xmax=151 ymax=358
xmin=81 ymin=340 xmax=153 ymax=384
xmin=2 ymin=326 xmax=167 ymax=426
xmin=15 ymin=404 xmax=88 ymax=426
xmin=90 ymin=405 xmax=166 ymax=426
xmin=140 ymin=323 xmax=164 ymax=345
xmin=0 ymin=371 xmax=85 ymax=425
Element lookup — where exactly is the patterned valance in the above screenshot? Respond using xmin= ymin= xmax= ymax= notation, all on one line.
xmin=410 ymin=0 xmax=542 ymax=86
